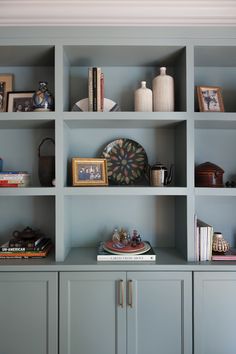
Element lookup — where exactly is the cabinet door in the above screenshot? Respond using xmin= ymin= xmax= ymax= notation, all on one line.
xmin=60 ymin=272 xmax=126 ymax=354
xmin=127 ymin=271 xmax=192 ymax=354
xmin=194 ymin=272 xmax=236 ymax=354
xmin=0 ymin=272 xmax=58 ymax=354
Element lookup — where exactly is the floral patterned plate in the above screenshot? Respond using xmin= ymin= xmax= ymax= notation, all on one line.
xmin=102 ymin=138 xmax=148 ymax=185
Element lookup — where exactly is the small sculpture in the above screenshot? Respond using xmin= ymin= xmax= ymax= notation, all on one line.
xmin=130 ymin=229 xmax=142 ymax=247
xmin=112 ymin=228 xmax=120 ymax=243
xmin=33 ymin=81 xmax=54 ymax=111
xmin=119 ymin=228 xmax=130 ymax=245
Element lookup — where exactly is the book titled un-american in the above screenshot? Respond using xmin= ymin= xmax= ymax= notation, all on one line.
xmin=97 ymin=241 xmax=156 ymax=262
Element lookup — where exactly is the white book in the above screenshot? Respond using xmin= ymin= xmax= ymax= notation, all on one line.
xmin=197 ymin=219 xmax=213 ymax=261
xmin=97 ymin=241 xmax=156 ymax=262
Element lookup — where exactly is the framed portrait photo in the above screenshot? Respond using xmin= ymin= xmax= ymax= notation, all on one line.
xmin=197 ymin=86 xmax=224 ymax=112
xmin=0 ymin=74 xmax=13 ymax=112
xmin=7 ymin=91 xmax=34 ymax=112
xmin=72 ymin=157 xmax=108 ymax=186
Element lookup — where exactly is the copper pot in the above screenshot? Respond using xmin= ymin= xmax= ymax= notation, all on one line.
xmin=195 ymin=161 xmax=224 ymax=187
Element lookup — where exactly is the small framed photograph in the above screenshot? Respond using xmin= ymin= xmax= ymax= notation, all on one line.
xmin=197 ymin=86 xmax=224 ymax=112
xmin=72 ymin=158 xmax=108 ymax=186
xmin=7 ymin=91 xmax=34 ymax=112
xmin=0 ymin=74 xmax=13 ymax=112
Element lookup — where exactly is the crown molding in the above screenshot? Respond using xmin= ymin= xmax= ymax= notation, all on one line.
xmin=1 ymin=0 xmax=236 ymax=26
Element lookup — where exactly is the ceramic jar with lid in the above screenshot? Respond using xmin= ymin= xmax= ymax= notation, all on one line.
xmin=195 ymin=161 xmax=224 ymax=187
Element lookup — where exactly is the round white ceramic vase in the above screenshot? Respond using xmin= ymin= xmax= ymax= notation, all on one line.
xmin=134 ymin=81 xmax=152 ymax=112
xmin=152 ymin=67 xmax=174 ymax=112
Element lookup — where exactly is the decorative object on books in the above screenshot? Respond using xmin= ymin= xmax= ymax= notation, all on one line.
xmin=12 ymin=226 xmax=41 ymax=240
xmin=103 ymin=228 xmax=146 ymax=255
xmin=152 ymin=67 xmax=174 ymax=112
xmin=38 ymin=137 xmax=55 ymax=187
xmin=197 ymin=85 xmax=224 ymax=112
xmin=72 ymin=157 xmax=108 ymax=186
xmin=71 ymin=97 xmax=120 ymax=112
xmin=0 ymin=171 xmax=30 ymax=187
xmin=32 ymin=81 xmax=54 ymax=111
xmin=102 ymin=138 xmax=148 ymax=185
xmin=7 ymin=91 xmax=34 ymax=112
xmin=134 ymin=81 xmax=152 ymax=112
xmin=212 ymin=232 xmax=230 ymax=253
xmin=150 ymin=163 xmax=173 ymax=187
xmin=195 ymin=161 xmax=224 ymax=187
xmin=0 ymin=74 xmax=13 ymax=112
xmin=103 ymin=240 xmax=150 ymax=255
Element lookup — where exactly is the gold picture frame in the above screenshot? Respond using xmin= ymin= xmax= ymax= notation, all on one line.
xmin=0 ymin=74 xmax=13 ymax=112
xmin=72 ymin=157 xmax=108 ymax=186
xmin=197 ymin=86 xmax=224 ymax=112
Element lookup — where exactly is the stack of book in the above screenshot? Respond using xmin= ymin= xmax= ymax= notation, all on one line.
xmin=194 ymin=218 xmax=213 ymax=261
xmin=0 ymin=171 xmax=30 ymax=187
xmin=0 ymin=236 xmax=52 ymax=259
xmin=88 ymin=67 xmax=104 ymax=111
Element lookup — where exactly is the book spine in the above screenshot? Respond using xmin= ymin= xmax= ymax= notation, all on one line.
xmin=97 ymin=255 xmax=156 ymax=261
xmin=0 ymin=245 xmax=52 ymax=257
xmin=92 ymin=67 xmax=97 ymax=111
xmin=96 ymin=67 xmax=102 ymax=112
xmin=100 ymin=72 xmax=104 ymax=112
xmin=0 ymin=182 xmax=19 ymax=187
xmin=0 ymin=238 xmax=50 ymax=252
xmin=0 ymin=174 xmax=29 ymax=180
xmin=0 ymin=171 xmax=27 ymax=174
xmin=88 ymin=67 xmax=93 ymax=111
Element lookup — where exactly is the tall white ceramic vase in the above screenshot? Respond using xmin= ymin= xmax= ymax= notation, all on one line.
xmin=152 ymin=67 xmax=174 ymax=112
xmin=134 ymin=81 xmax=152 ymax=112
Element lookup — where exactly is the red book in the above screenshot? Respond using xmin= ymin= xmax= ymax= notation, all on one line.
xmin=0 ymin=181 xmax=19 ymax=187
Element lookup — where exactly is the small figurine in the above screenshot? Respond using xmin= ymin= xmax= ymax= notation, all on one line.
xmin=130 ymin=229 xmax=142 ymax=247
xmin=112 ymin=228 xmax=120 ymax=243
xmin=119 ymin=228 xmax=130 ymax=245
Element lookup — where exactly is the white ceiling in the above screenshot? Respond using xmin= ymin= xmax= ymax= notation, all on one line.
xmin=0 ymin=0 xmax=236 ymax=26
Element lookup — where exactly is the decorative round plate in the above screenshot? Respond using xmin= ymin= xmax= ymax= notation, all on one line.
xmin=102 ymin=138 xmax=148 ymax=185
xmin=103 ymin=241 xmax=151 ymax=255
xmin=71 ymin=98 xmax=120 ymax=112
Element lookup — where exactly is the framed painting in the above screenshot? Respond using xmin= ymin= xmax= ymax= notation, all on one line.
xmin=197 ymin=86 xmax=224 ymax=112
xmin=72 ymin=158 xmax=108 ymax=186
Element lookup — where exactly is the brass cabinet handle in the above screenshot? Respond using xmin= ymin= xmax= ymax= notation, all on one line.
xmin=118 ymin=279 xmax=124 ymax=307
xmin=128 ymin=279 xmax=133 ymax=308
